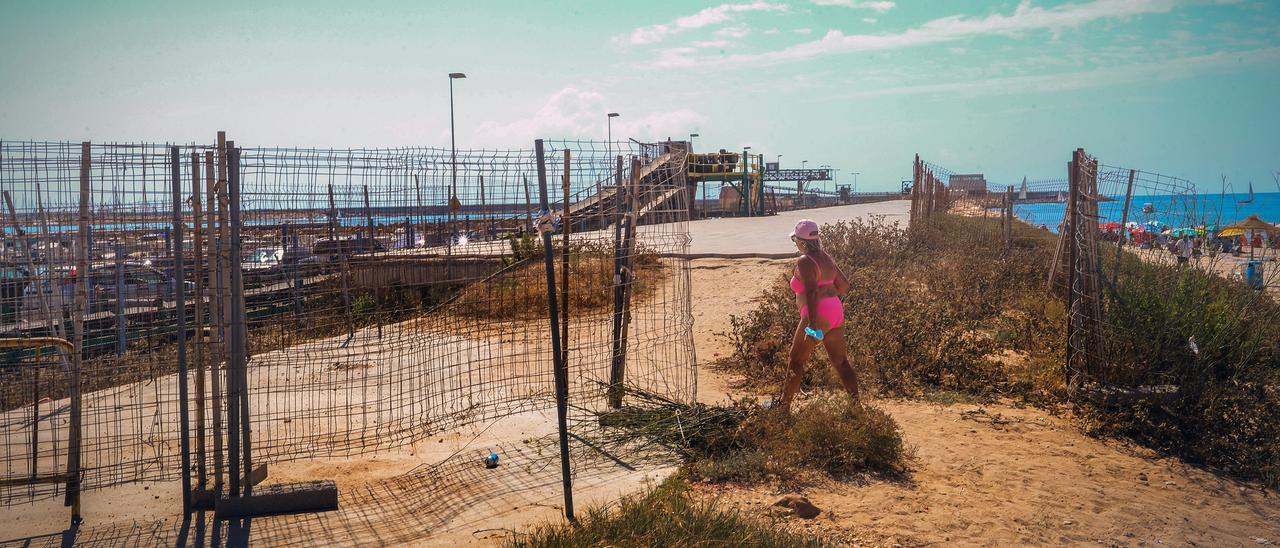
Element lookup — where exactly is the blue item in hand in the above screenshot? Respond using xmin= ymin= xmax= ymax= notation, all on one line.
xmin=804 ymin=327 xmax=825 ymax=341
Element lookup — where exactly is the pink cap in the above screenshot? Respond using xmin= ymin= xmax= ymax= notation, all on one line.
xmin=790 ymin=219 xmax=819 ymax=240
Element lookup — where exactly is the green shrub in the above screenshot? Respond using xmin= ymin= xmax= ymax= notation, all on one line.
xmin=351 ymin=293 xmax=377 ymax=317
xmin=507 ymin=477 xmax=831 ymax=548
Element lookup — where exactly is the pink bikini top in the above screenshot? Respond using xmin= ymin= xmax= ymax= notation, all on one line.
xmin=790 ymin=275 xmax=834 ymax=294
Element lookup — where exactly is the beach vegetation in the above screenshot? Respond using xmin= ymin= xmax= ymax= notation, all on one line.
xmin=591 ymin=388 xmax=908 ymax=486
xmin=506 ymin=477 xmax=832 ymax=548
xmin=720 ymin=213 xmax=1280 ymax=488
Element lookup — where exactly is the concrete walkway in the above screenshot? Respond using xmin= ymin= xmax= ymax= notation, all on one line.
xmin=687 ymin=199 xmax=910 ymax=255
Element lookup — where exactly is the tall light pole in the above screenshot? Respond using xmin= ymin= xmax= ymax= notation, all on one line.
xmin=607 ymin=112 xmax=620 ymax=178
xmin=851 ymin=172 xmax=860 ymax=193
xmin=448 ymin=72 xmax=465 ymax=257
xmin=688 ymin=132 xmax=699 ymax=150
xmin=743 ymin=146 xmax=752 ymax=216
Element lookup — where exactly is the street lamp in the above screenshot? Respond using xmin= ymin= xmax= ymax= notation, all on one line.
xmin=689 ymin=132 xmax=699 ymax=149
xmin=607 ymin=112 xmax=620 ymax=143
xmin=448 ymin=72 xmax=465 ymax=253
xmin=851 ymin=172 xmax=860 ymax=193
xmin=743 ymin=146 xmax=752 ymax=215
xmin=802 ymin=160 xmax=808 ymax=170
xmin=607 ymin=112 xmax=620 ymax=169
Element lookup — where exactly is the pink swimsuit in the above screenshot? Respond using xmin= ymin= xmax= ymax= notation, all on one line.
xmin=790 ymin=275 xmax=844 ymax=329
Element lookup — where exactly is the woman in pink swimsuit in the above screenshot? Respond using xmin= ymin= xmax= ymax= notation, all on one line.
xmin=780 ymin=219 xmax=860 ymax=413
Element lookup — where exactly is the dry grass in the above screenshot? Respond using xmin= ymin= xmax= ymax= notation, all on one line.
xmin=506 ymin=477 xmax=832 ymax=548
xmin=453 ymin=243 xmax=665 ymax=321
xmin=588 ymin=388 xmax=908 ymax=487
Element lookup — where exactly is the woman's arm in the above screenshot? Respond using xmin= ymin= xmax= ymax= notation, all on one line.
xmin=832 ymin=260 xmax=851 ymax=295
xmin=798 ymin=256 xmax=828 ymax=331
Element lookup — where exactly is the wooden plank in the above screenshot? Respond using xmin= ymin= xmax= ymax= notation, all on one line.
xmin=214 ymin=480 xmax=338 ymax=518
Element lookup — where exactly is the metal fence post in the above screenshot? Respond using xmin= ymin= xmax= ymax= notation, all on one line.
xmin=67 ymin=141 xmax=89 ymax=522
xmin=171 ymin=145 xmax=193 ymax=512
xmin=1112 ymin=169 xmax=1137 ymax=288
xmin=363 ymin=185 xmax=381 ymax=339
xmin=220 ymin=136 xmax=241 ymax=497
xmin=205 ymin=148 xmax=225 ymax=496
xmin=228 ymin=146 xmax=253 ymax=496
xmin=190 ymin=151 xmax=207 ymax=494
xmin=535 ymin=139 xmax=574 ymax=522
xmin=609 ymin=155 xmax=627 ymax=408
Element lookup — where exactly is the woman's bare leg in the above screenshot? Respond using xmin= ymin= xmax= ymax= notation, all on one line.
xmin=821 ymin=326 xmax=860 ymax=403
xmin=780 ymin=322 xmax=819 ymax=413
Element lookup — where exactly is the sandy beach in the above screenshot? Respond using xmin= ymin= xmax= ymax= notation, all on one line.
xmin=5 ymin=198 xmax=1279 ymax=546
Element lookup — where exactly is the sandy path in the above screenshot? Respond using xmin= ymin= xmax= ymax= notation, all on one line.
xmin=687 ymin=258 xmax=1280 ymax=547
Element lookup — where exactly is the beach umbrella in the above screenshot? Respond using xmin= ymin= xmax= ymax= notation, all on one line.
xmin=1099 ymin=222 xmax=1122 ymax=230
xmin=1222 ymin=214 xmax=1279 ymax=235
xmin=1218 ymin=228 xmax=1244 ymax=237
xmin=1222 ymin=214 xmax=1279 ymax=259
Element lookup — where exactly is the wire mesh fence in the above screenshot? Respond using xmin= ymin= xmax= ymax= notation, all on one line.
xmin=0 ymin=137 xmax=696 ymax=518
xmin=910 ymin=147 xmax=1280 ymax=400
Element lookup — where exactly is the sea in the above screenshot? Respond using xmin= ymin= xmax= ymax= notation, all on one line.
xmin=1012 ymin=191 xmax=1280 ymax=234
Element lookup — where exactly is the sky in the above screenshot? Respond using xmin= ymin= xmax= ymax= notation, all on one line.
xmin=2 ymin=0 xmax=1278 ymax=192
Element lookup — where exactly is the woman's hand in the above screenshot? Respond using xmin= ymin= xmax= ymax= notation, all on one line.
xmin=810 ymin=313 xmax=830 ymax=333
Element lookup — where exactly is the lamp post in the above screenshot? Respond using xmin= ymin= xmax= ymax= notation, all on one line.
xmin=851 ymin=172 xmax=860 ymax=193
xmin=607 ymin=112 xmax=620 ymax=144
xmin=743 ymin=146 xmax=752 ymax=216
xmin=607 ymin=112 xmax=620 ymax=179
xmin=448 ymin=72 xmax=465 ymax=259
xmin=688 ymin=132 xmax=699 ymax=149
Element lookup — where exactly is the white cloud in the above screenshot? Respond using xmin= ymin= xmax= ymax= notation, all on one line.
xmin=862 ymin=17 xmax=877 ymax=23
xmin=692 ymin=39 xmax=733 ymax=48
xmin=794 ymin=28 xmax=814 ymax=34
xmin=655 ymin=47 xmax=700 ymax=68
xmin=764 ymin=28 xmax=781 ymax=35
xmin=716 ymin=25 xmax=752 ymax=38
xmin=617 ymin=1 xmax=787 ymax=45
xmin=472 ymin=87 xmax=708 ymax=145
xmin=827 ymin=46 xmax=1280 ymax=99
xmin=665 ymin=0 xmax=1179 ymax=67
xmin=812 ymin=0 xmax=896 ymax=13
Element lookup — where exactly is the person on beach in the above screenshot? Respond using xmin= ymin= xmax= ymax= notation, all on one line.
xmin=1176 ymin=236 xmax=1193 ymax=266
xmin=779 ymin=219 xmax=860 ymax=413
